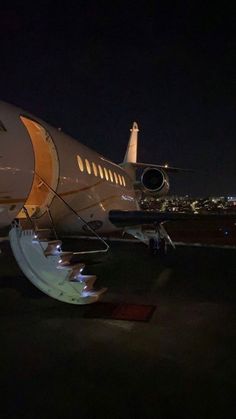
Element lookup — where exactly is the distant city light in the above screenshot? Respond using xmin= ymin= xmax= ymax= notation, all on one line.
xmin=139 ymin=194 xmax=236 ymax=215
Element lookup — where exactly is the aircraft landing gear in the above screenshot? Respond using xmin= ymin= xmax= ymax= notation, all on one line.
xmin=149 ymin=237 xmax=167 ymax=256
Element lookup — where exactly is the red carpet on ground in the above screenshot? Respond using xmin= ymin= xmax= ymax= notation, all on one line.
xmin=84 ymin=302 xmax=156 ymax=322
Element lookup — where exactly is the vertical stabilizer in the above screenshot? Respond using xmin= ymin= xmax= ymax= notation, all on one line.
xmin=123 ymin=122 xmax=139 ymax=163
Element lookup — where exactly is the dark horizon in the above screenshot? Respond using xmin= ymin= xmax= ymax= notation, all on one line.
xmin=1 ymin=2 xmax=236 ymax=196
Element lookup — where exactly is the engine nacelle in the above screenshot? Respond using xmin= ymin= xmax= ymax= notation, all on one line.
xmin=140 ymin=167 xmax=170 ymax=197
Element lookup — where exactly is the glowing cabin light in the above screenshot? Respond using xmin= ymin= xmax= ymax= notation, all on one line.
xmin=114 ymin=172 xmax=118 ymax=184
xmin=98 ymin=164 xmax=104 ymax=179
xmin=85 ymin=159 xmax=91 ymax=174
xmin=77 ymin=155 xmax=84 ymax=172
xmin=104 ymin=167 xmax=109 ymax=181
xmin=92 ymin=162 xmax=98 ymax=177
xmin=109 ymin=169 xmax=114 ymax=182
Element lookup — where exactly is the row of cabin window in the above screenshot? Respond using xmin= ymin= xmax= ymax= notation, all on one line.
xmin=77 ymin=155 xmax=126 ymax=187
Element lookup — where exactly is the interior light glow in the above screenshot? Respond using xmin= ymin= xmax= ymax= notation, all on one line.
xmin=77 ymin=155 xmax=84 ymax=172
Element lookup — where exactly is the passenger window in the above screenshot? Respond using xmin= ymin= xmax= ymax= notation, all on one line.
xmin=85 ymin=158 xmax=91 ymax=174
xmin=104 ymin=167 xmax=109 ymax=181
xmin=77 ymin=155 xmax=84 ymax=172
xmin=98 ymin=164 xmax=104 ymax=179
xmin=118 ymin=174 xmax=122 ymax=185
xmin=109 ymin=169 xmax=113 ymax=182
xmin=122 ymin=176 xmax=126 ymax=187
xmin=114 ymin=172 xmax=118 ymax=184
xmin=92 ymin=162 xmax=98 ymax=177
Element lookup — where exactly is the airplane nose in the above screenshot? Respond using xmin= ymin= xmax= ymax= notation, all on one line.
xmin=0 ymin=101 xmax=34 ymax=228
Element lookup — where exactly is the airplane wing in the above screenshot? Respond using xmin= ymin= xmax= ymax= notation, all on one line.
xmin=109 ymin=210 xmax=236 ymax=227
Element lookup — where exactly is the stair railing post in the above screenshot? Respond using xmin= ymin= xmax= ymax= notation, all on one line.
xmin=46 ymin=206 xmax=59 ymax=240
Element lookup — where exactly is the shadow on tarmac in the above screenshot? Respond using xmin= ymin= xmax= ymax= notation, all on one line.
xmin=0 ymin=239 xmax=236 ymax=418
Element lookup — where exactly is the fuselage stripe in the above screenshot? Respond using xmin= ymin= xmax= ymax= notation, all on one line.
xmin=0 ymin=179 xmax=127 ymax=205
xmin=0 ymin=193 xmax=124 ymax=212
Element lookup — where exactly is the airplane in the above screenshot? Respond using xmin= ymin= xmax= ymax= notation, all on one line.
xmin=0 ymin=101 xmax=232 ymax=305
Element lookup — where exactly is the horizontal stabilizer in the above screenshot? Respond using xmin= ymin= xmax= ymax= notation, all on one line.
xmin=131 ymin=162 xmax=194 ymax=173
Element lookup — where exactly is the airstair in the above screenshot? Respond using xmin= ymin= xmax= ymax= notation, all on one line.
xmin=9 ymin=175 xmax=109 ymax=305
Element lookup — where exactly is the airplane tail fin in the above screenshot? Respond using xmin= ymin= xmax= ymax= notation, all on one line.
xmin=123 ymin=122 xmax=139 ymax=163
xmin=121 ymin=121 xmax=192 ymax=180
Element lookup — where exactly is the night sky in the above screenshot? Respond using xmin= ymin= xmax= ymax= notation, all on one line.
xmin=1 ymin=2 xmax=236 ymax=196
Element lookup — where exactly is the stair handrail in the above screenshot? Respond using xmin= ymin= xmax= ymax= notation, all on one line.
xmin=20 ymin=206 xmax=46 ymax=253
xmin=35 ymin=172 xmax=110 ymax=254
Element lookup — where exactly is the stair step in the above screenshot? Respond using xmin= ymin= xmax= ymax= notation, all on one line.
xmin=70 ymin=273 xmax=96 ymax=289
xmin=82 ymin=275 xmax=96 ymax=291
xmin=58 ymin=252 xmax=74 ymax=266
xmin=34 ymin=229 xmax=53 ymax=240
xmin=44 ymin=240 xmax=62 ymax=256
xmin=56 ymin=263 xmax=73 ymax=271
xmin=67 ymin=263 xmax=85 ymax=279
xmin=81 ymin=287 xmax=107 ymax=298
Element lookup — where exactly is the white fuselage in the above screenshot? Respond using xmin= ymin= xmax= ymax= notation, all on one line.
xmin=0 ymin=101 xmax=139 ymax=233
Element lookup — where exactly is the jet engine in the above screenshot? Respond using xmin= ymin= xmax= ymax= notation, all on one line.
xmin=140 ymin=167 xmax=169 ymax=196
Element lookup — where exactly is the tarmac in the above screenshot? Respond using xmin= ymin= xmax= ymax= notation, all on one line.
xmin=1 ymin=238 xmax=236 ymax=419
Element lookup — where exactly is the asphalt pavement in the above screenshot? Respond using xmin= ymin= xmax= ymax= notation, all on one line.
xmin=1 ymin=239 xmax=236 ymax=419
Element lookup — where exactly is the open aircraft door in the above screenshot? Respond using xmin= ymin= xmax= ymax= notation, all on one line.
xmin=17 ymin=116 xmax=59 ymax=219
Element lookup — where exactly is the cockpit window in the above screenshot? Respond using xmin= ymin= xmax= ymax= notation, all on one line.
xmin=0 ymin=121 xmax=6 ymax=131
